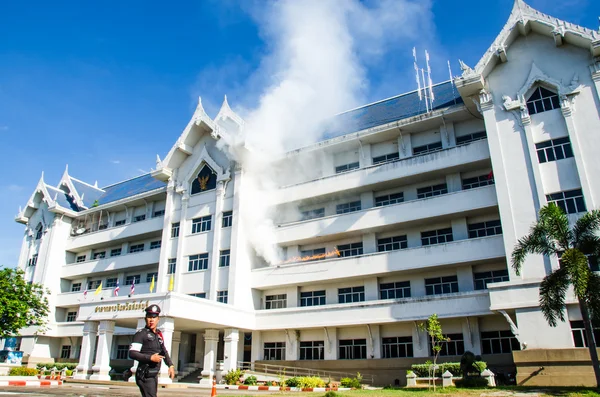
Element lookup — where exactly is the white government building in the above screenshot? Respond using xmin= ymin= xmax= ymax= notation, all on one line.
xmin=8 ymin=0 xmax=600 ymax=386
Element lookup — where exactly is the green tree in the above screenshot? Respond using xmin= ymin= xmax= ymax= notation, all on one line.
xmin=0 ymin=267 xmax=50 ymax=338
xmin=419 ymin=314 xmax=448 ymax=390
xmin=512 ymin=205 xmax=600 ymax=387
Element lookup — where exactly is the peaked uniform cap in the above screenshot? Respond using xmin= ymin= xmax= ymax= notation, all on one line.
xmin=145 ymin=304 xmax=161 ymax=317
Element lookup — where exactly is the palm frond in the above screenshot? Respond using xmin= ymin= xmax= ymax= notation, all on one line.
xmin=539 ymin=204 xmax=573 ymax=250
xmin=585 ymin=272 xmax=600 ymax=324
xmin=511 ymin=222 xmax=558 ymax=275
xmin=539 ymin=267 xmax=570 ymax=327
xmin=574 ymin=210 xmax=600 ymax=251
xmin=562 ymin=248 xmax=591 ymax=300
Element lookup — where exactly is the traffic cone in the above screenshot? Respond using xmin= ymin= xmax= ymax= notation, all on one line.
xmin=211 ymin=376 xmax=217 ymax=397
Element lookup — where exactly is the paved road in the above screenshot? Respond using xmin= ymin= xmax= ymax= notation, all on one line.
xmin=0 ymin=384 xmax=285 ymax=397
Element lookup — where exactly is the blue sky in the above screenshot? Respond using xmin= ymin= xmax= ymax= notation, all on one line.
xmin=0 ymin=0 xmax=598 ymax=266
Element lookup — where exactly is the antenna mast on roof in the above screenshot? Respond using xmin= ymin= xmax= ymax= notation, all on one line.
xmin=413 ymin=48 xmax=435 ymax=113
xmin=413 ymin=47 xmax=422 ymax=101
xmin=448 ymin=60 xmax=457 ymax=105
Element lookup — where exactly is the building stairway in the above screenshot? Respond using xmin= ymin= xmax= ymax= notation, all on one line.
xmin=175 ymin=362 xmax=202 ymax=383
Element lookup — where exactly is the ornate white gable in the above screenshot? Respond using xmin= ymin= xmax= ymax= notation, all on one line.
xmin=177 ymin=145 xmax=231 ymax=194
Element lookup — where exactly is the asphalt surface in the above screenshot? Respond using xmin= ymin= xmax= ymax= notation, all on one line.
xmin=0 ymin=384 xmax=285 ymax=397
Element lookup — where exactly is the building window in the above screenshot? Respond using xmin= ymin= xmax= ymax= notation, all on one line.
xmin=134 ymin=214 xmax=146 ymax=222
xmin=88 ymin=280 xmax=101 ymax=290
xmin=417 ymin=183 xmax=448 ymax=199
xmin=413 ymin=141 xmax=443 ymax=155
xmin=474 ymin=269 xmax=509 ymax=290
xmin=222 ymin=211 xmax=233 ymax=228
xmin=570 ymin=321 xmax=600 ymax=348
xmin=301 ymin=208 xmax=325 ymax=221
xmin=382 ymin=337 xmax=413 ymax=358
xmin=481 ymin=330 xmax=520 ymax=354
xmin=150 ymin=241 xmax=161 ymax=250
xmin=60 ymin=345 xmax=71 ymax=359
xmin=105 ymin=278 xmax=118 ymax=288
xmin=217 ymin=290 xmax=228 ymax=304
xmin=547 ymin=189 xmax=586 ymax=214
xmin=28 ymin=254 xmax=38 ymax=267
xmin=146 ymin=272 xmax=158 ymax=283
xmin=188 ymin=253 xmax=209 ymax=271
xmin=219 ymin=250 xmax=230 ymax=267
xmin=125 ymin=275 xmax=140 ymax=285
xmin=190 ymin=292 xmax=206 ymax=298
xmin=375 ymin=193 xmax=404 ymax=207
xmin=35 ymin=224 xmax=43 ymax=240
xmin=300 ymin=290 xmax=326 ymax=307
xmin=299 ymin=248 xmax=327 ymax=261
xmin=339 ymin=339 xmax=367 ymax=359
xmin=110 ymin=248 xmax=122 ymax=257
xmin=129 ymin=244 xmax=144 ymax=253
xmin=425 ymin=276 xmax=459 ymax=295
xmin=191 ymin=164 xmax=217 ymax=194
xmin=338 ymin=286 xmax=365 ymax=303
xmin=526 ymin=86 xmax=560 ymax=115
xmin=434 ymin=333 xmax=464 ymax=356
xmin=336 ymin=201 xmax=361 ymax=214
xmin=92 ymin=251 xmax=106 ymax=260
xmin=536 ymin=137 xmax=574 ymax=163
xmin=456 ymin=131 xmax=487 ymax=145
xmin=192 ymin=216 xmax=212 ymax=234
xmin=76 ymin=255 xmax=86 ymax=263
xmin=337 ymin=242 xmax=363 ymax=257
xmin=372 ymin=152 xmax=400 ymax=165
xmin=153 ymin=210 xmax=165 ymax=217
xmin=115 ymin=219 xmax=126 ymax=226
xmin=377 ymin=235 xmax=407 ymax=252
xmin=468 ymin=220 xmax=502 ymax=238
xmin=171 ymin=222 xmax=180 ymax=238
xmin=462 ymin=174 xmax=494 ymax=190
xmin=71 ymin=283 xmax=81 ymax=292
xmin=116 ymin=345 xmax=130 ymax=360
xmin=300 ymin=341 xmax=324 ymax=360
xmin=66 ymin=312 xmax=77 ymax=322
xmin=421 ymin=228 xmax=453 ymax=246
xmin=265 ymin=294 xmax=287 ymax=309
xmin=263 ymin=342 xmax=285 ymax=360
xmin=380 ymin=281 xmax=411 ymax=299
xmin=168 ymin=259 xmax=177 ymax=274
xmin=335 ymin=162 xmax=359 ymax=174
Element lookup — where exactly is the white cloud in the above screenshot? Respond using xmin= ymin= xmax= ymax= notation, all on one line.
xmin=5 ymin=184 xmax=23 ymax=192
xmin=110 ymin=160 xmax=120 ymax=164
xmin=0 ymin=126 xmax=8 ymax=131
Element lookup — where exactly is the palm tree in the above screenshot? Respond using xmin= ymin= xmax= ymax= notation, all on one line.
xmin=512 ymin=204 xmax=600 ymax=387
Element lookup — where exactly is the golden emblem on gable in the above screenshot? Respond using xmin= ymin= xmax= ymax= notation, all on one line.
xmin=198 ymin=175 xmax=210 ymax=191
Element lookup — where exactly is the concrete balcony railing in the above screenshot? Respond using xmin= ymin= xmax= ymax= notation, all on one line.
xmin=47 ymin=322 xmax=84 ymax=337
xmin=272 ymin=139 xmax=490 ymax=205
xmin=255 ymin=290 xmax=491 ymax=330
xmin=60 ymin=249 xmax=160 ymax=279
xmin=252 ymin=235 xmax=505 ymax=289
xmin=65 ymin=216 xmax=164 ymax=251
xmin=276 ymin=185 xmax=498 ymax=245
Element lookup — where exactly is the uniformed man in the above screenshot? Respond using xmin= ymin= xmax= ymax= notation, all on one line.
xmin=129 ymin=305 xmax=175 ymax=397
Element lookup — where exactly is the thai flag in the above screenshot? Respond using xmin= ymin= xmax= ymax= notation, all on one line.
xmin=114 ymin=280 xmax=120 ymax=297
xmin=84 ymin=289 xmax=88 ymax=299
xmin=130 ymin=281 xmax=135 ymax=296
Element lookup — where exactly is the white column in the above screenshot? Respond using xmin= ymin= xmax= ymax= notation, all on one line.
xmin=364 ymin=277 xmax=378 ymax=301
xmin=251 ymin=331 xmax=262 ymax=363
xmin=285 ymin=330 xmax=299 ymax=361
xmin=457 ymin=265 xmax=474 ymax=292
xmin=128 ymin=318 xmax=147 ymax=383
xmin=174 ymin=193 xmax=190 ymax=293
xmin=158 ymin=183 xmax=176 ymax=292
xmin=90 ymin=320 xmax=115 ymax=381
xmin=367 ymin=325 xmax=381 ymax=359
xmin=412 ymin=323 xmax=429 ymax=358
xmin=462 ymin=317 xmax=481 ymax=355
xmin=74 ymin=321 xmax=98 ymax=380
xmin=441 ymin=121 xmax=456 ymax=148
xmin=324 ymin=327 xmax=338 ymax=360
xmin=158 ymin=317 xmax=174 ymax=384
xmin=363 ymin=233 xmax=377 ymax=255
xmin=171 ymin=331 xmax=181 ymax=372
xmin=200 ymin=329 xmax=219 ymax=385
xmin=451 ymin=218 xmax=469 ymax=241
xmin=445 ymin=173 xmax=462 ymax=193
xmin=398 ymin=132 xmax=412 ymax=158
xmin=223 ymin=328 xmax=239 ymax=372
xmin=359 ymin=143 xmax=372 ymax=168
xmin=195 ymin=333 xmax=204 ymax=366
xmin=360 ymin=191 xmax=374 ymax=209
xmin=209 ymin=181 xmax=226 ymax=301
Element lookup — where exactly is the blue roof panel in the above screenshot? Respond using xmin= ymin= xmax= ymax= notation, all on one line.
xmin=99 ymin=173 xmax=166 ymax=205
xmin=46 ymin=186 xmax=81 ymax=212
xmin=323 ymin=80 xmax=462 ymax=140
xmin=70 ymin=179 xmax=104 ymax=208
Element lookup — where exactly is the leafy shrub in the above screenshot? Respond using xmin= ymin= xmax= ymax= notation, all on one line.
xmin=35 ymin=363 xmax=77 ymax=371
xmin=9 ymin=367 xmax=39 ymax=376
xmin=410 ymin=361 xmax=486 ymax=377
xmin=296 ymin=376 xmax=325 ymax=388
xmin=324 ymin=391 xmax=339 ymax=397
xmin=244 ymin=375 xmax=258 ymax=385
xmin=66 ymin=370 xmax=73 ymax=377
xmin=340 ymin=377 xmax=361 ymax=389
xmin=286 ymin=377 xmax=299 ymax=387
xmin=224 ymin=369 xmax=244 ymax=385
xmin=454 ymin=377 xmax=489 ymax=388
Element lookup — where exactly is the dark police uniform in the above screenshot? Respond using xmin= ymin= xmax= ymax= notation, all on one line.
xmin=129 ymin=305 xmax=174 ymax=397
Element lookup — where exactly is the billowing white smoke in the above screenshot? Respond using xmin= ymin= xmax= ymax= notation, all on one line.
xmin=225 ymin=0 xmax=432 ymax=264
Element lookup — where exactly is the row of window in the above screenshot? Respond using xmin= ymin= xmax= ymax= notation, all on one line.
xmin=74 ymin=240 xmax=162 ymax=263
xmin=73 ymin=272 xmax=158 ymax=292
xmin=263 ymin=330 xmax=519 ymax=360
xmin=334 ymin=133 xmax=487 ymax=175
xmin=185 ymin=250 xmax=231 ymax=272
xmin=264 ymin=270 xmax=509 ymax=309
xmin=170 ymin=211 xmax=233 ymax=238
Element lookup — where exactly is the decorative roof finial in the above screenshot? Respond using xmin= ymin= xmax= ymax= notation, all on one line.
xmin=94 ymin=181 xmax=98 ymax=188
xmin=156 ymin=154 xmax=163 ymax=168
